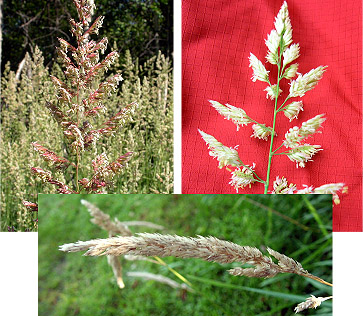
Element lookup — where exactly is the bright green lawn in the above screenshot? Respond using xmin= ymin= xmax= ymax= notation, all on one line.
xmin=39 ymin=194 xmax=332 ymax=316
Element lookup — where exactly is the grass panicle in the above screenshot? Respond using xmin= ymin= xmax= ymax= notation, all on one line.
xmin=0 ymin=1 xmax=173 ymax=232
xmin=198 ymin=1 xmax=346 ymax=202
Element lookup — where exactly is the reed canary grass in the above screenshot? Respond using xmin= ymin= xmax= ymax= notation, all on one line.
xmin=60 ymin=232 xmax=332 ymax=313
xmin=198 ymin=1 xmax=346 ymax=203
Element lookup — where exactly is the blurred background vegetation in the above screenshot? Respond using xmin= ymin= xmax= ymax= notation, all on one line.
xmin=0 ymin=0 xmax=173 ymax=231
xmin=2 ymin=0 xmax=172 ymax=71
xmin=39 ymin=194 xmax=332 ymax=315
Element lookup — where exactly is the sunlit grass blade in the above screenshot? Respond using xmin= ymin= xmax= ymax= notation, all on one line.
xmin=187 ymin=275 xmax=307 ymax=302
xmin=153 ymin=256 xmax=193 ymax=288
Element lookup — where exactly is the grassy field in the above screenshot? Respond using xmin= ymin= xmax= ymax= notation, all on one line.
xmin=39 ymin=194 xmax=332 ymax=315
xmin=0 ymin=49 xmax=173 ymax=232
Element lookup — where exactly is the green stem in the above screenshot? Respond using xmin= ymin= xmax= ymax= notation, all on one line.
xmin=276 ymin=96 xmax=291 ymax=112
xmin=238 ymin=159 xmax=265 ymax=183
xmin=75 ymin=80 xmax=80 ymax=193
xmin=303 ymin=273 xmax=333 ymax=287
xmin=241 ymin=196 xmax=313 ymax=231
xmin=153 ymin=256 xmax=193 ymax=288
xmin=271 ymin=143 xmax=285 ymax=154
xmin=247 ymin=115 xmax=270 ymax=131
xmin=302 ymin=195 xmax=329 ymax=237
xmin=264 ymin=69 xmax=281 ymax=193
xmin=249 ymin=118 xmax=265 ymax=127
xmin=75 ymin=149 xmax=80 ymax=192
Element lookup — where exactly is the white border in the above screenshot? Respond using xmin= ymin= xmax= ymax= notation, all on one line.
xmin=0 ymin=233 xmax=38 ymax=314
xmin=173 ymin=0 xmax=182 ymax=194
xmin=333 ymin=232 xmax=363 ymax=314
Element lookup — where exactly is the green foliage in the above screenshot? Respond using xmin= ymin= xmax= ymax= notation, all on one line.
xmin=39 ymin=194 xmax=332 ymax=315
xmin=0 ymin=47 xmax=173 ymax=231
xmin=2 ymin=0 xmax=172 ymax=71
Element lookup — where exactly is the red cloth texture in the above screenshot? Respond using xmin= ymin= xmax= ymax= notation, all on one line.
xmin=182 ymin=0 xmax=362 ymax=231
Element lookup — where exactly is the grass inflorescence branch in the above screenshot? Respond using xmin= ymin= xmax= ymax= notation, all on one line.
xmin=59 ymin=233 xmax=331 ymax=286
xmin=198 ymin=1 xmax=347 ymax=203
xmin=60 ymin=227 xmax=332 ymax=313
xmin=24 ymin=0 xmax=137 ymax=210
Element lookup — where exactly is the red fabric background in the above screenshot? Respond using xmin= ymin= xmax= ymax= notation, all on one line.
xmin=182 ymin=0 xmax=362 ymax=231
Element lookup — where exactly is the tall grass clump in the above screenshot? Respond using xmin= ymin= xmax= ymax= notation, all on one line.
xmin=0 ymin=0 xmax=173 ymax=232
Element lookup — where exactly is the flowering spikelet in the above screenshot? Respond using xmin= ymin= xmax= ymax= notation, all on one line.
xmin=48 ymin=178 xmax=76 ymax=194
xmin=249 ymin=53 xmax=269 ymax=83
xmin=79 ymin=177 xmax=107 ymax=192
xmin=271 ymin=176 xmax=296 ymax=194
xmin=70 ymin=17 xmax=84 ymax=40
xmin=83 ymin=51 xmax=120 ymax=86
xmin=85 ymin=74 xmax=123 ymax=116
xmin=58 ymin=38 xmax=76 ymax=53
xmin=283 ymin=101 xmax=303 ymax=121
xmin=60 ymin=233 xmax=326 ymax=284
xmin=73 ymin=0 xmax=95 ymax=26
xmin=107 ymin=256 xmax=125 ymax=288
xmin=82 ymin=152 xmax=133 ymax=192
xmin=199 ymin=130 xmax=241 ymax=168
xmin=31 ymin=167 xmax=76 ymax=194
xmin=96 ymin=101 xmax=137 ymax=136
xmin=264 ymin=84 xmax=282 ymax=100
xmin=45 ymin=101 xmax=72 ymax=129
xmin=274 ymin=2 xmax=292 ymax=51
xmin=293 ymin=183 xmax=347 ymax=204
xmin=32 ymin=142 xmax=72 ymax=169
xmin=85 ymin=16 xmax=105 ymax=36
xmin=265 ymin=1 xmax=292 ymax=64
xmin=314 ymin=183 xmax=348 ymax=204
xmin=31 ymin=167 xmax=52 ymax=183
xmin=92 ymin=152 xmax=109 ymax=173
xmin=289 ymin=66 xmax=327 ymax=97
xmin=251 ymin=124 xmax=273 ymax=140
xmin=286 ymin=144 xmax=322 ymax=168
xmin=56 ymin=43 xmax=75 ymax=68
xmin=283 ymin=63 xmax=298 ymax=79
xmin=55 ymin=184 xmax=77 ymax=194
xmin=299 ymin=114 xmax=326 ymax=138
xmin=295 ymin=185 xmax=314 ymax=194
xmin=265 ymin=30 xmax=280 ymax=65
xmin=81 ymin=199 xmax=132 ymax=236
xmin=283 ymin=126 xmax=300 ymax=147
xmin=283 ymin=114 xmax=325 ymax=148
xmin=229 ymin=163 xmax=256 ymax=192
xmin=68 ymin=125 xmax=85 ymax=152
xmin=83 ymin=130 xmax=101 ymax=149
xmin=209 ymin=100 xmax=252 ymax=131
xmin=106 ymin=152 xmax=133 ymax=175
xmin=22 ymin=201 xmax=39 ymax=212
xmin=294 ymin=295 xmax=332 ymax=313
xmin=92 ymin=37 xmax=108 ymax=53
xmin=282 ymin=43 xmax=300 ymax=66
xmin=51 ymin=75 xmax=74 ymax=97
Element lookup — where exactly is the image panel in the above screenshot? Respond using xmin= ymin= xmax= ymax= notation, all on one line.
xmin=39 ymin=194 xmax=332 ymax=315
xmin=181 ymin=0 xmax=362 ymax=231
xmin=1 ymin=0 xmax=173 ymax=231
